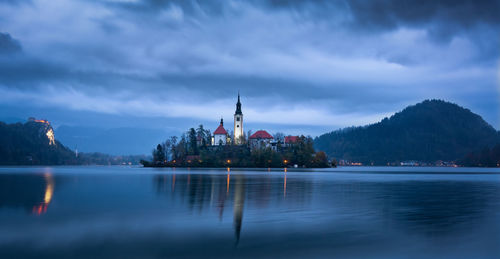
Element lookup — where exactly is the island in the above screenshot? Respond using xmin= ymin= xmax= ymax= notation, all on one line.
xmin=141 ymin=94 xmax=332 ymax=168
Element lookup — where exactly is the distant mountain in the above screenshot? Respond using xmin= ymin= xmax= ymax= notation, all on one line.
xmin=0 ymin=120 xmax=77 ymax=165
xmin=314 ymin=100 xmax=500 ymax=165
xmin=55 ymin=126 xmax=176 ymax=155
xmin=0 ymin=117 xmax=24 ymax=124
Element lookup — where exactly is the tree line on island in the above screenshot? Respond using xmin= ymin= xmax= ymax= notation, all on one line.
xmin=142 ymin=125 xmax=332 ymax=168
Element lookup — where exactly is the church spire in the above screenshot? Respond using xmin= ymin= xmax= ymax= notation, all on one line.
xmin=235 ymin=92 xmax=242 ymax=115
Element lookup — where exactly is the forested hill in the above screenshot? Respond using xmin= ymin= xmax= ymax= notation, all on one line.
xmin=0 ymin=120 xmax=77 ymax=165
xmin=0 ymin=120 xmax=147 ymax=165
xmin=314 ymin=100 xmax=500 ymax=165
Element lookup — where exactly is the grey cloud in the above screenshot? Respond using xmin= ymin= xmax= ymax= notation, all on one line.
xmin=0 ymin=32 xmax=22 ymax=55
xmin=347 ymin=0 xmax=500 ymax=28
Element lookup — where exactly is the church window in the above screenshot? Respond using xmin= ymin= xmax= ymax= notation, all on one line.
xmin=237 ymin=125 xmax=239 ymax=127
xmin=236 ymin=117 xmax=240 ymax=121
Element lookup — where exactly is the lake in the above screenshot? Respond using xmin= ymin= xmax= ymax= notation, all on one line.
xmin=0 ymin=166 xmax=499 ymax=258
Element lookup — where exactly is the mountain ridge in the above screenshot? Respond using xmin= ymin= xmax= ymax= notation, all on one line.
xmin=314 ymin=99 xmax=499 ymax=165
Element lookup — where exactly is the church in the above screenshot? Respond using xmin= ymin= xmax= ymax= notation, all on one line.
xmin=211 ymin=93 xmax=245 ymax=146
xmin=211 ymin=93 xmax=288 ymax=149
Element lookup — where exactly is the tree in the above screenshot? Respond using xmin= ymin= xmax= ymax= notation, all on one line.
xmin=177 ymin=134 xmax=188 ymax=160
xmin=188 ymin=128 xmax=198 ymax=155
xmin=170 ymin=136 xmax=178 ymax=161
xmin=196 ymin=125 xmax=208 ymax=147
xmin=274 ymin=132 xmax=285 ymax=142
xmin=153 ymin=144 xmax=165 ymax=164
xmin=163 ymin=138 xmax=172 ymax=161
xmin=205 ymin=129 xmax=212 ymax=146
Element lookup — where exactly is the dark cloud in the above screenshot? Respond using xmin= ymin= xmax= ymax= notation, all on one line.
xmin=346 ymin=0 xmax=500 ymax=44
xmin=347 ymin=0 xmax=500 ymax=28
xmin=0 ymin=0 xmax=32 ymax=5
xmin=0 ymin=32 xmax=22 ymax=55
xmin=258 ymin=0 xmax=500 ymax=28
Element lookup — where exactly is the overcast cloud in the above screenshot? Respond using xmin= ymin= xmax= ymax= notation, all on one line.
xmin=0 ymin=0 xmax=499 ymax=136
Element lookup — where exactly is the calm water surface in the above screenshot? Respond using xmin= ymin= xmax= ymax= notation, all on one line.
xmin=0 ymin=166 xmax=499 ymax=258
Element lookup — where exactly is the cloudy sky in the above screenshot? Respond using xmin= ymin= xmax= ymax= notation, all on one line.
xmin=0 ymin=0 xmax=499 ymax=148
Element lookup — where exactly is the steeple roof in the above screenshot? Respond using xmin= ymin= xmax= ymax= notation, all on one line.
xmin=235 ymin=92 xmax=242 ymax=115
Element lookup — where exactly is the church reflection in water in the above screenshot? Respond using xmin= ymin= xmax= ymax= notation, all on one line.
xmin=154 ymin=169 xmax=311 ymax=242
xmin=0 ymin=172 xmax=55 ymax=215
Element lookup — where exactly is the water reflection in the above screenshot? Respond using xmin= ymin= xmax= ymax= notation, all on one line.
xmin=0 ymin=168 xmax=499 ymax=258
xmin=32 ymin=173 xmax=54 ymax=215
xmin=233 ymin=174 xmax=244 ymax=244
xmin=0 ymin=172 xmax=55 ymax=215
xmin=154 ymin=171 xmax=500 ymax=243
xmin=154 ymin=170 xmax=311 ymax=243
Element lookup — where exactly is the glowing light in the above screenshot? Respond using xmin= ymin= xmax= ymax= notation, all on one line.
xmin=226 ymin=159 xmax=231 ymax=164
xmin=227 ymin=172 xmax=230 ymax=193
xmin=46 ymin=128 xmax=55 ymax=145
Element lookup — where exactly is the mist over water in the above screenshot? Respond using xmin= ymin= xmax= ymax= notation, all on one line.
xmin=0 ymin=167 xmax=499 ymax=258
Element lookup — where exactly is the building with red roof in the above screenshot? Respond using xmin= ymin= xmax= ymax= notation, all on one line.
xmin=212 ymin=118 xmax=229 ymax=145
xmin=284 ymin=136 xmax=298 ymax=143
xmin=249 ymin=130 xmax=274 ymax=149
xmin=284 ymin=136 xmax=299 ymax=147
xmin=249 ymin=130 xmax=273 ymax=139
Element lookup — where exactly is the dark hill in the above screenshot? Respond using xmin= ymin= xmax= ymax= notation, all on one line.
xmin=0 ymin=120 xmax=148 ymax=165
xmin=314 ymin=100 xmax=500 ymax=165
xmin=0 ymin=120 xmax=77 ymax=165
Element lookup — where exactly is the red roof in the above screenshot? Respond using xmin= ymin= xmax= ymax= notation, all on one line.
xmin=284 ymin=136 xmax=299 ymax=143
xmin=214 ymin=124 xmax=227 ymax=135
xmin=249 ymin=130 xmax=273 ymax=139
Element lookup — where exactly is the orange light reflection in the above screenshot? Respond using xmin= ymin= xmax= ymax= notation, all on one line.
xmin=284 ymin=173 xmax=287 ymax=198
xmin=33 ymin=173 xmax=54 ymax=216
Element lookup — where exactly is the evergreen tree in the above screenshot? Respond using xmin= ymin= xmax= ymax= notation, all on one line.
xmin=153 ymin=144 xmax=165 ymax=164
xmin=188 ymin=128 xmax=198 ymax=155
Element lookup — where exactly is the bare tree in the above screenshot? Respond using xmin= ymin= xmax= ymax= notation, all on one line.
xmin=274 ymin=132 xmax=285 ymax=142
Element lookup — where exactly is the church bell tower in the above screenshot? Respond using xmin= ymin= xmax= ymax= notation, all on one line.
xmin=234 ymin=92 xmax=243 ymax=145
